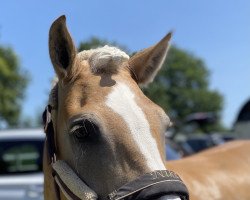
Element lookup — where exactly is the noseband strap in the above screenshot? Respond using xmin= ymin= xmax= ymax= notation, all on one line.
xmin=108 ymin=170 xmax=189 ymax=200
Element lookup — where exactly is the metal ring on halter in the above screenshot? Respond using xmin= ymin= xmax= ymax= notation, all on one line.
xmin=44 ymin=105 xmax=52 ymax=133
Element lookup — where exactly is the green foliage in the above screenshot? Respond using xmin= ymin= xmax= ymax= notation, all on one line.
xmin=78 ymin=37 xmax=128 ymax=52
xmin=143 ymin=46 xmax=224 ymax=132
xmin=0 ymin=46 xmax=29 ymax=127
xmin=78 ymin=37 xmax=224 ymax=133
xmin=79 ymin=37 xmax=107 ymax=51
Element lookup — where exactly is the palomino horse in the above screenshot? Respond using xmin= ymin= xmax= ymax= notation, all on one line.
xmin=43 ymin=15 xmax=250 ymax=200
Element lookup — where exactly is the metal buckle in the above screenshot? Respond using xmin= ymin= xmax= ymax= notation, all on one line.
xmin=44 ymin=105 xmax=52 ymax=133
xmin=51 ymin=153 xmax=57 ymax=164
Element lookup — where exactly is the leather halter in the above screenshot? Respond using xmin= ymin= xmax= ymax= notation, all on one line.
xmin=43 ymin=105 xmax=98 ymax=200
xmin=43 ymin=105 xmax=189 ymax=200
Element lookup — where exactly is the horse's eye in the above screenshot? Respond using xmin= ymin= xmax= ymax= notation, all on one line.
xmin=74 ymin=126 xmax=90 ymax=141
xmin=70 ymin=120 xmax=99 ymax=142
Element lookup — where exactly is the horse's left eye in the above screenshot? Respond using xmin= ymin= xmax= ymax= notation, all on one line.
xmin=70 ymin=120 xmax=99 ymax=142
xmin=74 ymin=126 xmax=90 ymax=141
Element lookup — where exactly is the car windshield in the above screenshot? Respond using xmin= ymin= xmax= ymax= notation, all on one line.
xmin=0 ymin=139 xmax=44 ymax=175
xmin=186 ymin=138 xmax=213 ymax=152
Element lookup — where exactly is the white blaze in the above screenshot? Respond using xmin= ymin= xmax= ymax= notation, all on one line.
xmin=105 ymin=82 xmax=166 ymax=170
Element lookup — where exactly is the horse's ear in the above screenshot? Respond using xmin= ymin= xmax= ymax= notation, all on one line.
xmin=128 ymin=32 xmax=172 ymax=86
xmin=49 ymin=15 xmax=76 ymax=79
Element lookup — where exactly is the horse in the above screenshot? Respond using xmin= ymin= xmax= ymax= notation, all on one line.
xmin=43 ymin=15 xmax=250 ymax=200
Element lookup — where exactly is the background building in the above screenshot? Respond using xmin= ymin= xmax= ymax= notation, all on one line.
xmin=233 ymin=99 xmax=250 ymax=138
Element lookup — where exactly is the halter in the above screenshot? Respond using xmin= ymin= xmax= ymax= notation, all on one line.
xmin=43 ymin=105 xmax=189 ymax=200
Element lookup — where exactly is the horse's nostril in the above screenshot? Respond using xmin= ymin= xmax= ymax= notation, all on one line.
xmin=154 ymin=195 xmax=181 ymax=200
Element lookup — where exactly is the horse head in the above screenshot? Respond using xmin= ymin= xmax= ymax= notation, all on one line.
xmin=43 ymin=15 xmax=188 ymax=200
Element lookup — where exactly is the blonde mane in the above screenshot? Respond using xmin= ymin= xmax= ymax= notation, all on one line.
xmin=78 ymin=45 xmax=129 ymax=74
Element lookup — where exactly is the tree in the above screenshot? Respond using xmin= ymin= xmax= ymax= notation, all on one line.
xmin=0 ymin=46 xmax=29 ymax=127
xmin=143 ymin=46 xmax=224 ymax=133
xmin=78 ymin=37 xmax=128 ymax=52
xmin=78 ymin=37 xmax=224 ymax=133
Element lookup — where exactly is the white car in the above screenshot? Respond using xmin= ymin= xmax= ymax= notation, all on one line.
xmin=0 ymin=129 xmax=44 ymax=200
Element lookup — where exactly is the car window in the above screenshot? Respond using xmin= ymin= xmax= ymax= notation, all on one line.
xmin=0 ymin=139 xmax=44 ymax=175
xmin=166 ymin=145 xmax=181 ymax=160
xmin=186 ymin=138 xmax=213 ymax=152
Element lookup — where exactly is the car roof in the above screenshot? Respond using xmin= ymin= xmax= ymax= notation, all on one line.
xmin=0 ymin=128 xmax=45 ymax=140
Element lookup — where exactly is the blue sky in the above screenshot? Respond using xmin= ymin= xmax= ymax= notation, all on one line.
xmin=0 ymin=1 xmax=249 ymax=128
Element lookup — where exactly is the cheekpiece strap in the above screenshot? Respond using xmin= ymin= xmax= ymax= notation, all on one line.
xmin=43 ymin=105 xmax=57 ymax=164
